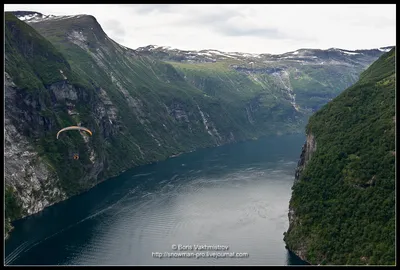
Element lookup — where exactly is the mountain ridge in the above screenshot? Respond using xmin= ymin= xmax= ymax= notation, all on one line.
xmin=4 ymin=11 xmax=391 ymax=245
xmin=5 ymin=11 xmax=302 ymax=238
xmin=11 ymin=11 xmax=393 ymax=57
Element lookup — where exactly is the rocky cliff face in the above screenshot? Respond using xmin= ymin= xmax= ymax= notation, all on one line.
xmin=286 ymin=133 xmax=317 ymax=262
xmin=4 ymin=73 xmax=65 ymax=238
xmin=4 ymin=13 xmax=125 ymax=235
xmin=294 ymin=133 xmax=317 ymax=182
xmin=4 ymin=68 xmax=111 ymax=220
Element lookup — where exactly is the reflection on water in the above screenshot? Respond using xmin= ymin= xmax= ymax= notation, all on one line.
xmin=5 ymin=134 xmax=308 ymax=265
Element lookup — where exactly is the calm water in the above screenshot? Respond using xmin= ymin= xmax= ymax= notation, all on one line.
xmin=5 ymin=134 xmax=308 ymax=265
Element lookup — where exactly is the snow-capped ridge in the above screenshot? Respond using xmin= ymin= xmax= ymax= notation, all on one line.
xmin=13 ymin=11 xmax=91 ymax=23
xmin=378 ymin=47 xmax=393 ymax=52
xmin=143 ymin=45 xmax=175 ymax=51
xmin=134 ymin=44 xmax=392 ymax=67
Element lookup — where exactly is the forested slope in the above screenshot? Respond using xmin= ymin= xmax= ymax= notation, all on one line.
xmin=284 ymin=48 xmax=395 ymax=265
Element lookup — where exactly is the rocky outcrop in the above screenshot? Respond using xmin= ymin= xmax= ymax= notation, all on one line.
xmin=4 ymin=68 xmax=116 ymax=235
xmin=4 ymin=73 xmax=67 ymax=224
xmin=294 ymin=133 xmax=317 ymax=182
xmin=167 ymin=101 xmax=190 ymax=123
xmin=285 ymin=132 xmax=317 ymax=263
xmin=4 ymin=118 xmax=67 ymax=213
xmin=244 ymin=95 xmax=263 ymax=124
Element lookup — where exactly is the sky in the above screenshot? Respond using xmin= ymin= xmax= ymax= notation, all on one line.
xmin=4 ymin=4 xmax=396 ymax=54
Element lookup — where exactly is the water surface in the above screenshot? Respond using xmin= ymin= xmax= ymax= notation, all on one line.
xmin=5 ymin=134 xmax=308 ymax=265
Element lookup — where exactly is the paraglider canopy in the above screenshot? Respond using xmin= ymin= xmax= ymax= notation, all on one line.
xmin=56 ymin=126 xmax=93 ymax=139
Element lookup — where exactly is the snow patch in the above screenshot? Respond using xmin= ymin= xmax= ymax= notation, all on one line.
xmin=147 ymin=45 xmax=174 ymax=51
xmin=378 ymin=47 xmax=392 ymax=52
xmin=17 ymin=13 xmax=40 ymax=21
xmin=329 ymin=48 xmax=360 ymax=55
xmin=241 ymin=53 xmax=255 ymax=57
xmin=17 ymin=13 xmax=79 ymax=23
xmin=227 ymin=52 xmax=243 ymax=56
xmin=340 ymin=50 xmax=360 ymax=55
xmin=223 ymin=54 xmax=238 ymax=59
xmin=198 ymin=52 xmax=213 ymax=57
xmin=207 ymin=50 xmax=225 ymax=55
xmin=226 ymin=52 xmax=260 ymax=58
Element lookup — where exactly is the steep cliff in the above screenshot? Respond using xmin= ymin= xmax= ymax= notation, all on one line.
xmin=284 ymin=49 xmax=395 ymax=265
xmin=4 ymin=12 xmax=302 ymax=237
xmin=294 ymin=133 xmax=317 ymax=182
xmin=3 ymin=11 xmax=390 ymax=241
xmin=5 ymin=13 xmax=112 ymax=237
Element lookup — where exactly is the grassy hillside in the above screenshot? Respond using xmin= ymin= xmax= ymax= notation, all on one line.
xmin=5 ymin=13 xmax=71 ymax=91
xmin=284 ymin=48 xmax=395 ymax=265
xmin=168 ymin=61 xmax=301 ymax=129
xmin=137 ymin=46 xmax=385 ymax=113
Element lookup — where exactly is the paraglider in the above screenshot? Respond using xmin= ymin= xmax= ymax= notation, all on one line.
xmin=56 ymin=126 xmax=92 ymax=139
xmin=56 ymin=126 xmax=93 ymax=160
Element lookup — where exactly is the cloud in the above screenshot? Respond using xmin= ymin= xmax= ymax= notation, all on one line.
xmin=3 ymin=4 xmax=396 ymax=54
xmin=103 ymin=19 xmax=126 ymax=42
xmin=214 ymin=24 xmax=284 ymax=39
xmin=181 ymin=7 xmax=242 ymax=24
xmin=150 ymin=5 xmax=310 ymax=41
xmin=131 ymin=4 xmax=174 ymax=14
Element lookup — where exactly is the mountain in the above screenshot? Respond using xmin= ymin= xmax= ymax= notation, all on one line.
xmin=3 ymin=11 xmax=390 ymax=239
xmin=15 ymin=11 xmax=391 ymax=114
xmin=135 ymin=45 xmax=390 ymax=113
xmin=283 ymin=48 xmax=395 ymax=265
xmin=3 ymin=12 xmax=297 ymax=237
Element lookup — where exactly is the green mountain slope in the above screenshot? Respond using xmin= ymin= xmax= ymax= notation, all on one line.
xmin=5 ymin=12 xmax=106 ymax=235
xmin=3 ymin=11 xmax=392 ymax=242
xmin=4 ymin=12 xmax=302 ymax=237
xmin=25 ymin=14 xmax=304 ymax=137
xmin=136 ymin=46 xmax=387 ymax=113
xmin=284 ymin=48 xmax=395 ymax=265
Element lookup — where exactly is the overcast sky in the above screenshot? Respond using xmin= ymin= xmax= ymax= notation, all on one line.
xmin=4 ymin=4 xmax=396 ymax=54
